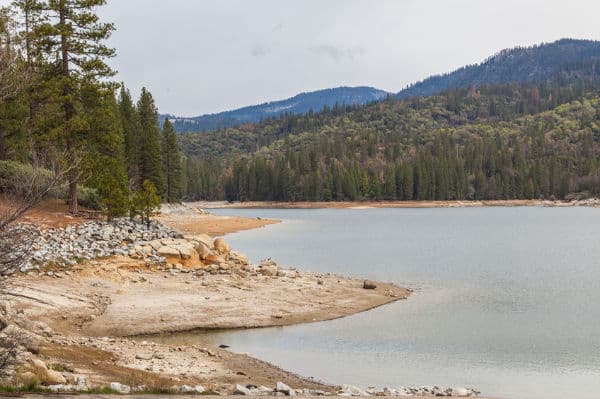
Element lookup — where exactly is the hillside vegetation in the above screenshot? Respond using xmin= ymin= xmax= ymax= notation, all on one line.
xmin=179 ymin=79 xmax=600 ymax=202
xmin=396 ymin=38 xmax=600 ymax=99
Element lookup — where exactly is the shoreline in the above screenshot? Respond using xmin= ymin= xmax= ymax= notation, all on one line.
xmin=156 ymin=203 xmax=280 ymax=236
xmin=188 ymin=198 xmax=600 ymax=209
xmin=2 ymin=203 xmax=430 ymax=396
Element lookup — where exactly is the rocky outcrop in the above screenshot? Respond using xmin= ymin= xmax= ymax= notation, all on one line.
xmin=11 ymin=219 xmax=183 ymax=275
xmin=9 ymin=217 xmax=244 ymax=275
xmin=213 ymin=237 xmax=230 ymax=254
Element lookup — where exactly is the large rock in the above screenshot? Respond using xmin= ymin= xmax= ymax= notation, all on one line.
xmin=194 ymin=241 xmax=212 ymax=260
xmin=234 ymin=384 xmax=252 ymax=395
xmin=44 ymin=370 xmax=67 ymax=385
xmin=185 ymin=234 xmax=212 ymax=248
xmin=276 ymin=381 xmax=296 ymax=396
xmin=174 ymin=243 xmax=196 ymax=260
xmin=157 ymin=246 xmax=180 ymax=258
xmin=213 ymin=238 xmax=230 ymax=254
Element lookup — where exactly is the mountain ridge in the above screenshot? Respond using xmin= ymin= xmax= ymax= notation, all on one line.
xmin=395 ymin=38 xmax=600 ymax=99
xmin=160 ymin=86 xmax=390 ymax=132
xmin=166 ymin=38 xmax=600 ymax=133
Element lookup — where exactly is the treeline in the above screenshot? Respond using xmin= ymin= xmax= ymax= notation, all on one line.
xmin=179 ymin=83 xmax=600 ymax=202
xmin=0 ymin=1 xmax=182 ymax=217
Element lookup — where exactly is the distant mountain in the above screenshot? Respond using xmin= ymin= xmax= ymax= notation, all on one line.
xmin=160 ymin=86 xmax=390 ymax=132
xmin=396 ymin=39 xmax=600 ymax=99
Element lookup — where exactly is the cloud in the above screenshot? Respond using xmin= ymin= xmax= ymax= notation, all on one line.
xmin=251 ymin=43 xmax=271 ymax=57
xmin=310 ymin=44 xmax=366 ymax=62
xmin=271 ymin=23 xmax=284 ymax=33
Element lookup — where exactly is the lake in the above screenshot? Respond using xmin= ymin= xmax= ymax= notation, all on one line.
xmin=165 ymin=207 xmax=600 ymax=399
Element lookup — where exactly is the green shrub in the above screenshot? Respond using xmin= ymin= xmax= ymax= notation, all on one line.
xmin=77 ymin=185 xmax=102 ymax=210
xmin=0 ymin=160 xmax=61 ymax=198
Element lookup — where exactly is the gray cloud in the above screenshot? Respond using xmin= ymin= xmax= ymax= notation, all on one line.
xmin=310 ymin=44 xmax=366 ymax=62
xmin=251 ymin=43 xmax=271 ymax=57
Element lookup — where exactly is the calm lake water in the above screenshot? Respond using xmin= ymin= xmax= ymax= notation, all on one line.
xmin=166 ymin=207 xmax=600 ymax=399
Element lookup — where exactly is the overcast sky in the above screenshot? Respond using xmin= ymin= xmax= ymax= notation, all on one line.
xmin=12 ymin=0 xmax=600 ymax=116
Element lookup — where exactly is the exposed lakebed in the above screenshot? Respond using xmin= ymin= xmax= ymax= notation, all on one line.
xmin=156 ymin=207 xmax=600 ymax=399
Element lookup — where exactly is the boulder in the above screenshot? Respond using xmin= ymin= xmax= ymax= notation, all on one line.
xmin=44 ymin=369 xmax=67 ymax=385
xmin=234 ymin=384 xmax=252 ymax=395
xmin=205 ymin=254 xmax=225 ymax=265
xmin=185 ymin=234 xmax=212 ymax=248
xmin=213 ymin=238 xmax=230 ymax=254
xmin=363 ymin=280 xmax=377 ymax=290
xmin=175 ymin=243 xmax=196 ymax=260
xmin=276 ymin=381 xmax=296 ymax=396
xmin=194 ymin=241 xmax=212 ymax=260
xmin=157 ymin=246 xmax=180 ymax=258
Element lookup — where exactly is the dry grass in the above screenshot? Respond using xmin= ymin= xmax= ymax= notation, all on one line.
xmin=40 ymin=343 xmax=181 ymax=390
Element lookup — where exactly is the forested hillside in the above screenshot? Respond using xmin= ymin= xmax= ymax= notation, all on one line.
xmin=160 ymin=86 xmax=389 ymax=132
xmin=0 ymin=1 xmax=183 ymax=218
xmin=396 ymin=39 xmax=600 ymax=99
xmin=179 ymin=78 xmax=600 ymax=202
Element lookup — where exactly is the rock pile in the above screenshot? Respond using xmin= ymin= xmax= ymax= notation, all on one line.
xmin=14 ymin=218 xmax=182 ymax=274
xmin=232 ymin=382 xmax=479 ymax=397
xmin=337 ymin=384 xmax=480 ymax=397
xmin=234 ymin=381 xmax=325 ymax=396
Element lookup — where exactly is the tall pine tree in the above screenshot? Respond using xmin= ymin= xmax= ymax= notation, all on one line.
xmin=118 ymin=85 xmax=140 ymax=190
xmin=136 ymin=87 xmax=164 ymax=196
xmin=161 ymin=119 xmax=182 ymax=203
xmin=38 ymin=0 xmax=116 ymax=214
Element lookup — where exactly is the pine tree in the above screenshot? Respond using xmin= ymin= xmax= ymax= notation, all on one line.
xmin=161 ymin=119 xmax=182 ymax=203
xmin=118 ymin=85 xmax=140 ymax=189
xmin=81 ymin=86 xmax=129 ymax=219
xmin=132 ymin=180 xmax=160 ymax=228
xmin=136 ymin=88 xmax=164 ymax=196
xmin=42 ymin=0 xmax=116 ymax=214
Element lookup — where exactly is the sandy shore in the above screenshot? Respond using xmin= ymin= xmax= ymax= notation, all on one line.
xmin=189 ymin=198 xmax=600 ymax=209
xmin=156 ymin=204 xmax=279 ymax=236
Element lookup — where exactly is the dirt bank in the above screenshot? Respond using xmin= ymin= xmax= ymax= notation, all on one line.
xmin=189 ymin=198 xmax=600 ymax=209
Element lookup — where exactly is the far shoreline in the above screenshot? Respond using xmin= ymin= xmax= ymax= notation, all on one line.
xmin=188 ymin=198 xmax=600 ymax=210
